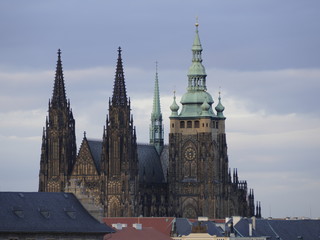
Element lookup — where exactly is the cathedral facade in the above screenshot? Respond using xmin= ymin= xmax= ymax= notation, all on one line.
xmin=38 ymin=23 xmax=260 ymax=219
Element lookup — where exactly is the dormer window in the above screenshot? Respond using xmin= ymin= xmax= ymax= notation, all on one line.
xmin=12 ymin=206 xmax=24 ymax=218
xmin=64 ymin=207 xmax=76 ymax=219
xmin=39 ymin=207 xmax=50 ymax=219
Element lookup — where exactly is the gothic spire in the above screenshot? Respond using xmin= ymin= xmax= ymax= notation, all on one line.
xmin=151 ymin=61 xmax=162 ymax=120
xmin=150 ymin=62 xmax=164 ymax=154
xmin=51 ymin=49 xmax=67 ymax=107
xmin=112 ymin=47 xmax=127 ymax=106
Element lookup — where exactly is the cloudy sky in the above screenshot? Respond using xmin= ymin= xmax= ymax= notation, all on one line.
xmin=0 ymin=0 xmax=319 ymax=218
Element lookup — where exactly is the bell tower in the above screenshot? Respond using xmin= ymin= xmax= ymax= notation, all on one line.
xmin=168 ymin=22 xmax=229 ymax=218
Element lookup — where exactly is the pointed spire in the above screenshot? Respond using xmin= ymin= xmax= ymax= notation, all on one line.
xmin=150 ymin=61 xmax=164 ymax=154
xmin=112 ymin=47 xmax=127 ymax=106
xmin=151 ymin=61 xmax=162 ymax=120
xmin=192 ymin=18 xmax=202 ymax=52
xmin=51 ymin=49 xmax=67 ymax=107
xmin=187 ymin=19 xmax=207 ymax=91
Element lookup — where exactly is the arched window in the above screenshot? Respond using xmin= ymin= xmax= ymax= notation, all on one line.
xmin=180 ymin=121 xmax=185 ymax=128
xmin=194 ymin=121 xmax=200 ymax=128
xmin=187 ymin=121 xmax=192 ymax=128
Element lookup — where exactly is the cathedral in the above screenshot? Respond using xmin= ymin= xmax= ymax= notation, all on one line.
xmin=38 ymin=23 xmax=261 ymax=219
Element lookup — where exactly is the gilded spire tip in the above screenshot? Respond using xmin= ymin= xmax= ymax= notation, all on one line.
xmin=195 ymin=16 xmax=199 ymax=27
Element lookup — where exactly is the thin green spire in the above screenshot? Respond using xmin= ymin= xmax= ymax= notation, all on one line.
xmin=151 ymin=61 xmax=162 ymax=120
xmin=150 ymin=61 xmax=163 ymax=154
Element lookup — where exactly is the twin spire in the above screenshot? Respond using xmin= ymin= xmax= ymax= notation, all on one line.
xmin=52 ymin=49 xmax=67 ymax=108
xmin=112 ymin=47 xmax=127 ymax=106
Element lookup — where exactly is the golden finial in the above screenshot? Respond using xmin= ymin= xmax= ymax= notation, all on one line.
xmin=195 ymin=16 xmax=199 ymax=27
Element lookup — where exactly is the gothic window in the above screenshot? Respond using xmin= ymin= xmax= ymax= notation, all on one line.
xmin=183 ymin=205 xmax=197 ymax=218
xmin=187 ymin=121 xmax=192 ymax=128
xmin=53 ymin=141 xmax=58 ymax=159
xmin=191 ymin=161 xmax=197 ymax=177
xmin=184 ymin=162 xmax=190 ymax=177
xmin=194 ymin=121 xmax=200 ymax=128
xmin=180 ymin=121 xmax=185 ymax=128
xmin=109 ymin=197 xmax=120 ymax=217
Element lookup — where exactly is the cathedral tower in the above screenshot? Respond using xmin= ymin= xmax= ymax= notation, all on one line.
xmin=150 ymin=62 xmax=164 ymax=154
xmin=168 ymin=22 xmax=250 ymax=218
xmin=39 ymin=49 xmax=77 ymax=192
xmin=101 ymin=47 xmax=139 ymax=217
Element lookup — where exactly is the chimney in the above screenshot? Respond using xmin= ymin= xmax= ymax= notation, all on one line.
xmin=112 ymin=223 xmax=123 ymax=230
xmin=198 ymin=216 xmax=208 ymax=221
xmin=133 ymin=223 xmax=142 ymax=230
xmin=252 ymin=216 xmax=256 ymax=230
xmin=249 ymin=223 xmax=252 ymax=236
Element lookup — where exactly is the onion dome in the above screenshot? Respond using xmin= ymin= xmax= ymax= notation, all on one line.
xmin=215 ymin=92 xmax=225 ymax=119
xmin=170 ymin=92 xmax=179 ymax=116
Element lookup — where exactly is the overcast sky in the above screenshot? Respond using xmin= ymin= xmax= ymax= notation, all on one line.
xmin=0 ymin=0 xmax=319 ymax=218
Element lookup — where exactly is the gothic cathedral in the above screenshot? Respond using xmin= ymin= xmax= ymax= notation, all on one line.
xmin=38 ymin=23 xmax=261 ymax=219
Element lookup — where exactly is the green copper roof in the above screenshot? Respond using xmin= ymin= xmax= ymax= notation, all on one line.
xmin=187 ymin=22 xmax=207 ymax=91
xmin=215 ymin=92 xmax=225 ymax=119
xmin=170 ymin=92 xmax=179 ymax=117
xmin=177 ymin=21 xmax=215 ymax=118
xmin=151 ymin=63 xmax=162 ymax=120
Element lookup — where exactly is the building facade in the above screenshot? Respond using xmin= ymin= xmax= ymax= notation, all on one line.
xmin=39 ymin=23 xmax=258 ymax=219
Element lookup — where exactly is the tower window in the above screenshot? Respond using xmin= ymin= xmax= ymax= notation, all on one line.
xmin=172 ymin=123 xmax=174 ymax=128
xmin=194 ymin=121 xmax=200 ymax=128
xmin=216 ymin=122 xmax=219 ymax=129
xmin=180 ymin=121 xmax=185 ymax=128
xmin=206 ymin=123 xmax=208 ymax=127
xmin=187 ymin=121 xmax=192 ymax=128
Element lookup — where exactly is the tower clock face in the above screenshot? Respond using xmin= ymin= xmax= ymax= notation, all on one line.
xmin=184 ymin=147 xmax=196 ymax=160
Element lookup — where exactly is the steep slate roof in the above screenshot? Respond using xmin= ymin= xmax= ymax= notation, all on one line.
xmin=234 ymin=218 xmax=320 ymax=240
xmin=87 ymin=139 xmax=103 ymax=172
xmin=175 ymin=218 xmax=224 ymax=237
xmin=107 ymin=226 xmax=172 ymax=240
xmin=0 ymin=192 xmax=114 ymax=234
xmin=137 ymin=144 xmax=165 ymax=183
xmin=83 ymin=139 xmax=165 ymax=183
xmin=175 ymin=218 xmax=192 ymax=236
